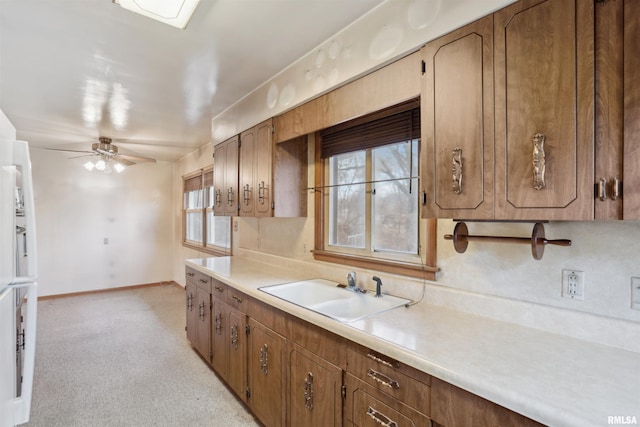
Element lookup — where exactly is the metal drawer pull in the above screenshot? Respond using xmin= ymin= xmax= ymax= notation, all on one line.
xmin=366 ymin=406 xmax=398 ymax=427
xmin=366 ymin=353 xmax=399 ymax=368
xmin=367 ymin=368 xmax=399 ymax=389
xmin=452 ymin=148 xmax=463 ymax=194
xmin=214 ymin=286 xmax=225 ymax=293
xmin=304 ymin=372 xmax=314 ymax=410
xmin=259 ymin=344 xmax=269 ymax=375
xmin=231 ymin=295 xmax=243 ymax=304
xmin=186 ymin=272 xmax=195 ymax=277
xmin=199 ymin=278 xmax=208 ymax=284
xmin=532 ymin=133 xmax=546 ymax=190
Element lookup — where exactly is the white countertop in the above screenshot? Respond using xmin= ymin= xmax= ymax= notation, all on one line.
xmin=186 ymin=256 xmax=640 ymax=427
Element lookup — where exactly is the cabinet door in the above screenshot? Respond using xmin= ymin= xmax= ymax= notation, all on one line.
xmin=224 ymin=136 xmax=239 ymax=216
xmin=289 ymin=344 xmax=343 ymax=427
xmin=239 ymin=127 xmax=256 ymax=216
xmin=195 ymin=287 xmax=211 ymax=362
xmin=421 ymin=15 xmax=494 ymax=219
xmin=211 ymin=299 xmax=227 ymax=377
xmin=623 ymin=0 xmax=640 ymax=219
xmin=494 ymin=0 xmax=594 ymax=220
xmin=254 ymin=120 xmax=273 ymax=217
xmin=185 ymin=282 xmax=198 ymax=346
xmin=247 ymin=318 xmax=286 ymax=427
xmin=227 ymin=307 xmax=247 ymax=401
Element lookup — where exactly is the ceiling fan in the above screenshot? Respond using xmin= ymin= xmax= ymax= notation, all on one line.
xmin=47 ymin=137 xmax=156 ymax=173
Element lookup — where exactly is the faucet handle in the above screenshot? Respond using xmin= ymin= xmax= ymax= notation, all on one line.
xmin=347 ymin=271 xmax=356 ymax=287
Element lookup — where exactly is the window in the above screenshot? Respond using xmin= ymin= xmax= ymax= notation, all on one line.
xmin=183 ymin=169 xmax=231 ymax=255
xmin=314 ymin=99 xmax=437 ymax=280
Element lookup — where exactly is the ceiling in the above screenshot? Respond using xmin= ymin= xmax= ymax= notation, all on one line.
xmin=0 ymin=0 xmax=385 ymax=162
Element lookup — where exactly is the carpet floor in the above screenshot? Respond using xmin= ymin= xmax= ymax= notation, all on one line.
xmin=24 ymin=284 xmax=259 ymax=427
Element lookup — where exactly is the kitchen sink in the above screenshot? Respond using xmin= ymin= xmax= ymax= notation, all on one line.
xmin=259 ymin=278 xmax=411 ymax=323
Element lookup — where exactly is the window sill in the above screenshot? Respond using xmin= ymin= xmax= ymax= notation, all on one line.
xmin=182 ymin=241 xmax=231 ymax=257
xmin=312 ymin=250 xmax=438 ymax=280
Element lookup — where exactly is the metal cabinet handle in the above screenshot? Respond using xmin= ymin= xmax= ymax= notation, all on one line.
xmin=215 ymin=313 xmax=222 ymax=335
xmin=231 ymin=324 xmax=239 ymax=349
xmin=598 ymin=178 xmax=608 ymax=201
xmin=259 ymin=344 xmax=269 ymax=375
xmin=258 ymin=181 xmax=266 ymax=204
xmin=199 ymin=302 xmax=206 ymax=321
xmin=215 ymin=189 xmax=221 ymax=207
xmin=366 ymin=353 xmax=399 ymax=369
xmin=452 ymin=148 xmax=463 ymax=194
xmin=187 ymin=293 xmax=193 ymax=311
xmin=243 ymin=184 xmax=250 ymax=205
xmin=532 ymin=133 xmax=546 ymax=190
xmin=366 ymin=406 xmax=398 ymax=427
xmin=367 ymin=368 xmax=400 ymax=389
xmin=611 ymin=177 xmax=621 ymax=201
xmin=227 ymin=187 xmax=234 ymax=205
xmin=304 ymin=372 xmax=314 ymax=410
xmin=231 ymin=295 xmax=243 ymax=304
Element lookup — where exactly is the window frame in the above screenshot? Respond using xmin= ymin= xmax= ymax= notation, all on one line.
xmin=313 ymin=102 xmax=438 ymax=280
xmin=182 ymin=168 xmax=232 ymax=256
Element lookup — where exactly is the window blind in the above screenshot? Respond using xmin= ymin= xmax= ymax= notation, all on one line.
xmin=320 ymin=98 xmax=420 ymax=159
xmin=184 ymin=175 xmax=202 ymax=192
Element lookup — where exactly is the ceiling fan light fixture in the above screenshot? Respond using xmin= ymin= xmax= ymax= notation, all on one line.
xmin=95 ymin=159 xmax=107 ymax=171
xmin=113 ymin=0 xmax=201 ymax=29
xmin=83 ymin=161 xmax=95 ymax=171
xmin=114 ymin=163 xmax=127 ymax=173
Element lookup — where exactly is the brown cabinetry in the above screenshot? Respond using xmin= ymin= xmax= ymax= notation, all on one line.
xmin=594 ymin=0 xmax=640 ymax=219
xmin=431 ymin=378 xmax=543 ymax=427
xmin=185 ymin=267 xmax=211 ymax=362
xmin=213 ymin=135 xmax=239 ymax=216
xmin=494 ymin=0 xmax=594 ymax=220
xmin=247 ymin=318 xmax=287 ymax=426
xmin=240 ymin=119 xmax=274 ymax=217
xmin=344 ymin=344 xmax=431 ymax=427
xmin=421 ymin=15 xmax=494 ymax=219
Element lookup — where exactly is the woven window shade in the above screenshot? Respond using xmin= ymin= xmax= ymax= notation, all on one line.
xmin=184 ymin=175 xmax=202 ymax=192
xmin=203 ymin=170 xmax=213 ymax=188
xmin=320 ymin=99 xmax=420 ymax=158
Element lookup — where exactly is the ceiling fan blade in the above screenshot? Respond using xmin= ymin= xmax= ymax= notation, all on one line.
xmin=43 ymin=147 xmax=95 ymax=154
xmin=68 ymin=154 xmax=98 ymax=160
xmin=116 ymin=154 xmax=156 ymax=163
xmin=115 ymin=157 xmax=136 ymax=166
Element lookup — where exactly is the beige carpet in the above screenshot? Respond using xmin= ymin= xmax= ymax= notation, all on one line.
xmin=24 ymin=284 xmax=259 ymax=427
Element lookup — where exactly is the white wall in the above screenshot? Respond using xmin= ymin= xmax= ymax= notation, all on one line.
xmin=31 ymin=148 xmax=174 ymax=297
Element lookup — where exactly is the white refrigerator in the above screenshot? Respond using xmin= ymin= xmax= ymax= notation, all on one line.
xmin=0 ymin=109 xmax=38 ymax=426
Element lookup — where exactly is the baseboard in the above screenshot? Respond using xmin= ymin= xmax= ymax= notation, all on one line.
xmin=38 ymin=281 xmax=181 ymax=300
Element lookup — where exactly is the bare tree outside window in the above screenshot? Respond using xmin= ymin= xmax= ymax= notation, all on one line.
xmin=329 ymin=151 xmax=366 ymax=248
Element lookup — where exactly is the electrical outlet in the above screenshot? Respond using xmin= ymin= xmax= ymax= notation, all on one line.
xmin=631 ymin=277 xmax=640 ymax=310
xmin=562 ymin=269 xmax=584 ymax=300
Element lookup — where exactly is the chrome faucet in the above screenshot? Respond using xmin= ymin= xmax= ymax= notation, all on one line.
xmin=372 ymin=276 xmax=383 ymax=297
xmin=347 ymin=271 xmax=357 ymax=289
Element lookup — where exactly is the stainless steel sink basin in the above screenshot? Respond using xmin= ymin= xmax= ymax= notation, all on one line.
xmin=259 ymin=278 xmax=410 ymax=322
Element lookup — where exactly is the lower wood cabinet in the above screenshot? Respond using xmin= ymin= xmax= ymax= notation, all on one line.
xmin=431 ymin=378 xmax=544 ymax=427
xmin=185 ymin=268 xmax=211 ymax=363
xmin=288 ymin=342 xmax=343 ymax=427
xmin=247 ymin=318 xmax=287 ymax=427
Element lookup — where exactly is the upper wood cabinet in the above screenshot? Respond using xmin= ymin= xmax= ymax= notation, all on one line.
xmin=494 ymin=0 xmax=594 ymax=220
xmin=213 ymin=135 xmax=239 ymax=216
xmin=240 ymin=119 xmax=273 ymax=217
xmin=594 ymin=0 xmax=640 ymax=220
xmin=421 ymin=15 xmax=495 ymax=220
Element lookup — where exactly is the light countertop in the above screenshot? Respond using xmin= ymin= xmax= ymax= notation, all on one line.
xmin=186 ymin=256 xmax=640 ymax=427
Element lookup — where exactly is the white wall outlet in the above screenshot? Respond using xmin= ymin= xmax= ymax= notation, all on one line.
xmin=562 ymin=269 xmax=584 ymax=300
xmin=631 ymin=277 xmax=640 ymax=310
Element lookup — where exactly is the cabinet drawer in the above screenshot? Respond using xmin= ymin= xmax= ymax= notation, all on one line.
xmin=226 ymin=287 xmax=249 ymax=312
xmin=211 ymin=278 xmax=227 ymax=299
xmin=186 ymin=267 xmax=211 ymax=293
xmin=347 ymin=346 xmax=430 ymax=415
xmin=346 ymin=374 xmax=431 ymax=427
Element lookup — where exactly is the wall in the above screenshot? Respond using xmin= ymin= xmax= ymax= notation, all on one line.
xmin=30 ymin=148 xmax=174 ymax=297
